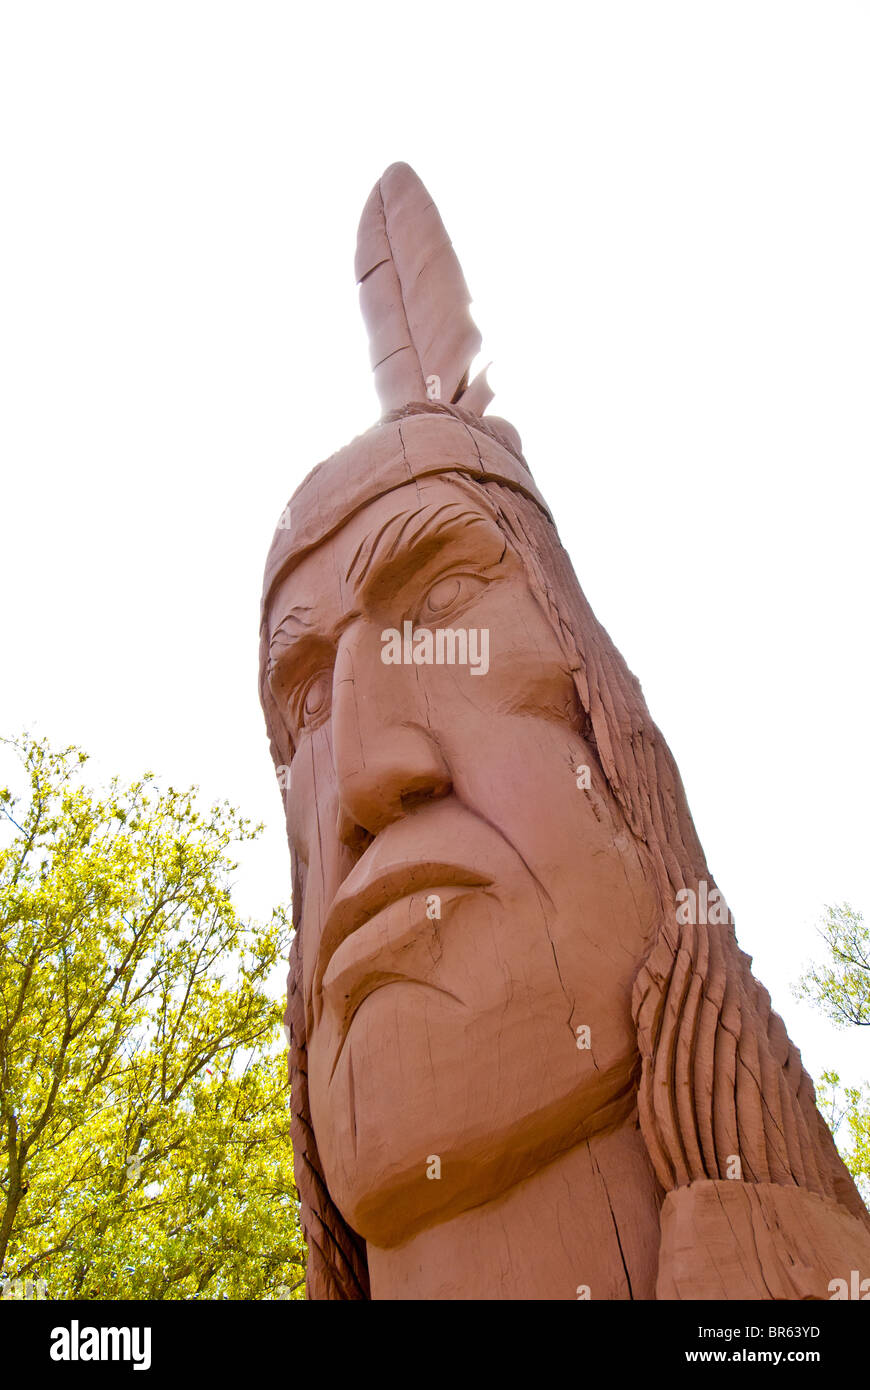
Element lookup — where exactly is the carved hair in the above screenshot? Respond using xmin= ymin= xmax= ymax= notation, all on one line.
xmin=263 ymin=405 xmax=869 ymax=1299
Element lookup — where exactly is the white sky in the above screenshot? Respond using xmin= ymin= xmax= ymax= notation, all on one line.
xmin=1 ymin=2 xmax=868 ymax=1101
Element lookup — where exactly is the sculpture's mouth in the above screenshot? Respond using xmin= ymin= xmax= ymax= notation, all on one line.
xmin=320 ymin=880 xmax=484 ymax=1080
xmin=314 ymin=856 xmax=492 ymax=1016
xmin=308 ymin=795 xmax=558 ymax=1056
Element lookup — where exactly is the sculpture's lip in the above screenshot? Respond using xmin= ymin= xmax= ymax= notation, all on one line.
xmin=314 ymin=859 xmax=493 ymax=1008
xmin=322 ymin=887 xmax=477 ymax=1082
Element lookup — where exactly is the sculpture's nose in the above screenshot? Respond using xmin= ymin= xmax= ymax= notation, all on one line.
xmin=331 ymin=624 xmax=452 ymax=842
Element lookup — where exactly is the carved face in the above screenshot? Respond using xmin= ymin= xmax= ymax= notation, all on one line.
xmin=265 ymin=474 xmax=659 ymax=1246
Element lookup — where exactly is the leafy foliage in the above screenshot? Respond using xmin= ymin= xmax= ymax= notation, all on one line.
xmin=793 ymin=902 xmax=870 ymax=1028
xmin=815 ymin=1070 xmax=870 ymax=1206
xmin=0 ymin=732 xmax=304 ymax=1299
xmin=794 ymin=903 xmax=870 ymax=1207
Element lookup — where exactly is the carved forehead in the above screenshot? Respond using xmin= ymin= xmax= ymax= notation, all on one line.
xmin=264 ymin=475 xmax=502 ymax=645
xmin=259 ymin=411 xmax=550 ymax=625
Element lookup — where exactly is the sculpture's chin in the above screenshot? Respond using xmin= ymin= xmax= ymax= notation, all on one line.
xmin=309 ymin=981 xmax=641 ymax=1248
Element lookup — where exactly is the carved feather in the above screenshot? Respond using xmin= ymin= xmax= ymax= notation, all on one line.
xmin=355 ymin=162 xmax=493 ymax=416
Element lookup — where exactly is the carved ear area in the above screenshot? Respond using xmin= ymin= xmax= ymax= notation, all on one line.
xmin=355 ymin=162 xmax=489 ymax=418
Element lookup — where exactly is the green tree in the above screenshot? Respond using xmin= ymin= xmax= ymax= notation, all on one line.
xmin=0 ymin=732 xmax=305 ymax=1300
xmin=815 ymin=1070 xmax=870 ymax=1205
xmin=794 ymin=903 xmax=870 ymax=1205
xmin=793 ymin=902 xmax=870 ymax=1028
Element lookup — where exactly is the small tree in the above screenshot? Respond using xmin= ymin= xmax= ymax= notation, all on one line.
xmin=793 ymin=902 xmax=870 ymax=1028
xmin=815 ymin=1071 xmax=870 ymax=1205
xmin=0 ymin=732 xmax=304 ymax=1299
xmin=794 ymin=903 xmax=870 ymax=1206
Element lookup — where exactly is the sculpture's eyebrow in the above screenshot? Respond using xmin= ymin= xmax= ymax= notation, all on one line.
xmin=345 ymin=501 xmax=496 ymax=599
xmin=268 ymin=606 xmax=315 ymax=660
xmin=268 ymin=605 xmax=358 ymax=684
xmin=268 ymin=499 xmax=502 ymax=685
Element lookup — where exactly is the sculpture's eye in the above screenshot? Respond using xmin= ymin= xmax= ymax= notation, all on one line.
xmin=298 ymin=672 xmax=330 ymax=729
xmin=421 ymin=572 xmax=486 ymax=620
